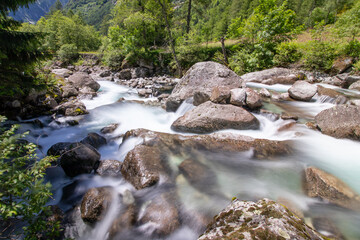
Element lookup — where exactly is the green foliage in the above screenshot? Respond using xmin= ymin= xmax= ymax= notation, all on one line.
xmin=103 ymin=50 xmax=124 ymax=69
xmin=0 ymin=116 xmax=58 ymax=239
xmin=273 ymin=41 xmax=302 ymax=67
xmin=335 ymin=0 xmax=360 ymax=40
xmin=301 ymin=41 xmax=337 ymax=71
xmin=57 ymin=43 xmax=79 ymax=63
xmin=342 ymin=39 xmax=360 ymax=58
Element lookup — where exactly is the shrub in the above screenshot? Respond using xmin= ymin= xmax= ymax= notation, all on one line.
xmin=57 ymin=44 xmax=79 ymax=63
xmin=274 ymin=41 xmax=302 ymax=67
xmin=103 ymin=50 xmax=125 ymax=70
xmin=301 ymin=41 xmax=336 ymax=71
xmin=342 ymin=40 xmax=360 ymax=59
xmin=0 ymin=116 xmax=58 ymax=239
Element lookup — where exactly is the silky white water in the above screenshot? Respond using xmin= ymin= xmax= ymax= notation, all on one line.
xmin=19 ymin=80 xmax=360 ymax=239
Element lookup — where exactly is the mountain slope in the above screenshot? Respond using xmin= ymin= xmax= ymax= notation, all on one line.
xmin=9 ymin=0 xmax=69 ymax=23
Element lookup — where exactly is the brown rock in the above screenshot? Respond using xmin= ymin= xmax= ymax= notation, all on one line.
xmin=245 ymin=88 xmax=262 ymax=109
xmin=121 ymin=145 xmax=169 ymax=190
xmin=303 ymin=167 xmax=360 ymax=211
xmin=331 ymin=57 xmax=353 ymax=74
xmin=193 ymin=91 xmax=211 ymax=106
xmin=317 ymin=85 xmax=341 ymax=98
xmin=100 ymin=123 xmax=119 ymax=134
xmin=80 ymin=187 xmax=113 ymax=224
xmin=210 ymin=86 xmax=231 ymax=103
xmin=109 ymin=204 xmax=136 ymax=238
xmin=230 ymin=88 xmax=246 ymax=107
xmin=171 ymin=101 xmax=260 ymax=133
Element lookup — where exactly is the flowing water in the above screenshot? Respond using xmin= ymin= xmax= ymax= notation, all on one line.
xmin=19 ymin=80 xmax=360 ymax=239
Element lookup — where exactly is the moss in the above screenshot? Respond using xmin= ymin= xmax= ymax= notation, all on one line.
xmin=261 ymin=208 xmax=283 ymax=219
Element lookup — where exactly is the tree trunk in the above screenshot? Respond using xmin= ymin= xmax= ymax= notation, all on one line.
xmin=221 ymin=36 xmax=228 ymax=65
xmin=186 ymin=0 xmax=192 ymax=34
xmin=157 ymin=0 xmax=183 ymax=77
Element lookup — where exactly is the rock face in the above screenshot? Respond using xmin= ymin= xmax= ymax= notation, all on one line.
xmin=315 ymin=105 xmax=360 ymax=140
xmin=241 ymin=68 xmax=303 ymax=85
xmin=303 ymin=167 xmax=360 ymax=211
xmin=349 ymin=80 xmax=360 ymax=91
xmin=47 ymin=142 xmax=100 ymax=177
xmin=198 ymin=198 xmax=325 ymax=240
xmin=171 ymin=101 xmax=260 ymax=133
xmin=121 ymin=145 xmax=169 ymax=190
xmin=80 ymin=132 xmax=107 ymax=149
xmin=68 ymin=72 xmax=100 ymax=92
xmin=166 ymin=62 xmax=243 ymax=111
xmin=288 ymin=81 xmax=317 ymax=101
xmin=80 ymin=187 xmax=113 ymax=224
xmin=96 ymin=160 xmax=122 ymax=177
xmin=139 ymin=193 xmax=180 ymax=236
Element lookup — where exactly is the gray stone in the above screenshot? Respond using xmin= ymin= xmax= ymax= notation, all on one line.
xmin=241 ymin=68 xmax=303 ymax=85
xmin=96 ymin=160 xmax=122 ymax=177
xmin=118 ymin=69 xmax=132 ymax=80
xmin=193 ymin=91 xmax=211 ymax=106
xmin=210 ymin=86 xmax=231 ymax=103
xmin=245 ymin=88 xmax=262 ymax=109
xmin=166 ymin=62 xmax=243 ymax=111
xmin=68 ymin=72 xmax=100 ymax=92
xmin=171 ymin=101 xmax=260 ymax=133
xmin=62 ymin=85 xmax=79 ymax=98
xmin=229 ymin=88 xmax=246 ymax=106
xmin=80 ymin=132 xmax=107 ymax=149
xmin=288 ymin=81 xmax=317 ymax=101
xmin=349 ymin=80 xmax=360 ymax=91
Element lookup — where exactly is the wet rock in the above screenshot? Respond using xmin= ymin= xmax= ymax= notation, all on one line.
xmin=241 ymin=68 xmax=303 ymax=85
xmin=331 ymin=57 xmax=353 ymax=74
xmin=80 ymin=187 xmax=113 ymax=224
xmin=303 ymin=167 xmax=360 ymax=211
xmin=288 ymin=81 xmax=317 ymax=101
xmin=281 ymin=113 xmax=299 ymax=121
xmin=210 ymin=86 xmax=231 ymax=103
xmin=61 ymin=85 xmax=79 ymax=98
xmin=259 ymin=88 xmax=271 ymax=98
xmin=124 ymin=129 xmax=292 ymax=160
xmin=334 ymin=95 xmax=348 ymax=105
xmin=121 ymin=145 xmax=169 ymax=190
xmin=229 ymin=88 xmax=246 ymax=107
xmin=80 ymin=132 xmax=107 ymax=149
xmin=198 ymin=198 xmax=325 ymax=240
xmin=118 ymin=69 xmax=132 ymax=80
xmin=109 ymin=204 xmax=136 ymax=238
xmin=96 ymin=160 xmax=122 ymax=177
xmin=245 ymin=88 xmax=262 ymax=109
xmin=47 ymin=142 xmax=100 ymax=177
xmin=315 ymin=105 xmax=360 ymax=140
xmin=133 ymin=67 xmax=150 ymax=79
xmin=349 ymin=80 xmax=360 ymax=91
xmin=53 ymin=100 xmax=88 ymax=116
xmin=62 ymin=205 xmax=89 ymax=239
xmin=179 ymin=158 xmax=218 ymax=194
xmin=68 ymin=72 xmax=100 ymax=92
xmin=194 ymin=91 xmax=211 ymax=106
xmin=78 ymin=86 xmax=97 ymax=98
xmin=139 ymin=193 xmax=180 ymax=236
xmin=100 ymin=123 xmax=119 ymax=134
xmin=171 ymin=101 xmax=260 ymax=134
xmin=312 ymin=217 xmax=345 ymax=240
xmin=316 ymin=85 xmax=341 ymax=98
xmin=166 ymin=62 xmax=243 ymax=111
xmin=343 ymin=74 xmax=360 ymax=88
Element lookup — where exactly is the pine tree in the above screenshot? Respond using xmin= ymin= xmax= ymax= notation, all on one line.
xmin=0 ymin=0 xmax=49 ymax=97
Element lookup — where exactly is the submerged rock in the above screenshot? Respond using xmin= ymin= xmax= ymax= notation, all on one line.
xmin=198 ymin=198 xmax=325 ymax=240
xmin=241 ymin=68 xmax=303 ymax=85
xmin=96 ymin=160 xmax=122 ymax=177
xmin=80 ymin=187 xmax=113 ymax=224
xmin=80 ymin=132 xmax=107 ymax=149
xmin=139 ymin=193 xmax=180 ymax=236
xmin=171 ymin=101 xmax=260 ymax=133
xmin=166 ymin=62 xmax=243 ymax=111
xmin=48 ymin=142 xmax=100 ymax=177
xmin=315 ymin=105 xmax=360 ymax=140
xmin=303 ymin=167 xmax=360 ymax=211
xmin=121 ymin=145 xmax=169 ymax=190
xmin=288 ymin=81 xmax=317 ymax=102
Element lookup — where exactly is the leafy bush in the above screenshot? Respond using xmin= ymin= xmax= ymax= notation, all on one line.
xmin=301 ymin=41 xmax=336 ymax=71
xmin=342 ymin=40 xmax=360 ymax=59
xmin=274 ymin=41 xmax=302 ymax=67
xmin=103 ymin=50 xmax=125 ymax=70
xmin=0 ymin=116 xmax=58 ymax=239
xmin=57 ymin=44 xmax=79 ymax=63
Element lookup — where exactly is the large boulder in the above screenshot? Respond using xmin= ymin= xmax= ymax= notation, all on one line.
xmin=198 ymin=198 xmax=325 ymax=240
xmin=53 ymin=100 xmax=88 ymax=116
xmin=139 ymin=193 xmax=180 ymax=236
xmin=47 ymin=142 xmax=100 ymax=177
xmin=68 ymin=72 xmax=100 ymax=92
xmin=121 ymin=145 xmax=169 ymax=190
xmin=315 ymin=105 xmax=360 ymax=140
xmin=241 ymin=68 xmax=303 ymax=85
xmin=61 ymin=85 xmax=79 ymax=98
xmin=288 ymin=81 xmax=317 ymax=101
xmin=303 ymin=167 xmax=360 ymax=211
xmin=171 ymin=101 xmax=260 ymax=134
xmin=52 ymin=68 xmax=72 ymax=78
xmin=123 ymin=129 xmax=292 ymax=160
xmin=80 ymin=187 xmax=113 ymax=224
xmin=166 ymin=62 xmax=243 ymax=111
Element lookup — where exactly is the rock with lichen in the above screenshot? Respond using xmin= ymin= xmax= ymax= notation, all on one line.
xmin=198 ymin=198 xmax=325 ymax=240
